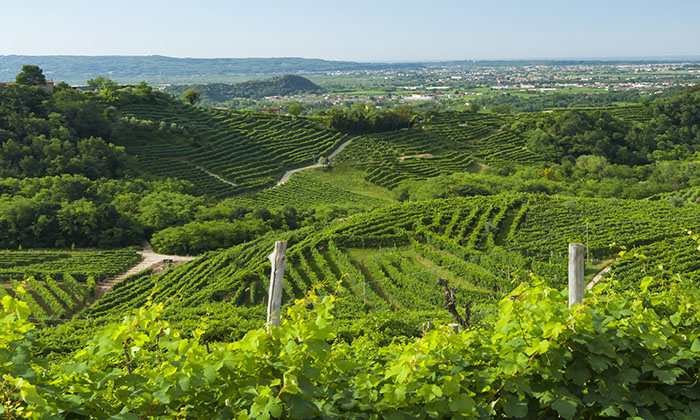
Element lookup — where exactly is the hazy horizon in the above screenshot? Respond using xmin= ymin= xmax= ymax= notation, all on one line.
xmin=3 ymin=0 xmax=699 ymax=61
xmin=2 ymin=54 xmax=700 ymax=64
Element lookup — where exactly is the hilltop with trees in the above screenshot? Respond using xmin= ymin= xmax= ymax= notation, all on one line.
xmin=165 ymin=75 xmax=323 ymax=103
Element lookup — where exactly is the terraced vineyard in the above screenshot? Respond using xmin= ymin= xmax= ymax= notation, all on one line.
xmin=124 ymin=102 xmax=543 ymax=197
xmin=509 ymin=197 xmax=700 ymax=259
xmin=75 ymin=195 xmax=532 ymax=323
xmin=647 ymin=186 xmax=700 ymax=204
xmin=0 ymin=249 xmax=142 ymax=320
xmin=0 ymin=249 xmax=142 ymax=282
xmin=135 ymin=156 xmax=238 ymax=198
xmin=335 ymin=112 xmax=542 ymax=189
xmin=426 ymin=113 xmax=541 ymax=164
xmin=66 ymin=194 xmax=698 ymax=330
xmin=335 ymin=132 xmax=477 ymax=189
xmin=463 ymin=130 xmax=540 ymax=163
xmin=606 ymin=233 xmax=700 ymax=286
xmin=364 ymin=152 xmax=475 ymax=188
xmin=122 ymin=100 xmax=349 ymax=195
xmin=605 ymin=104 xmax=653 ymax=123
xmin=426 ymin=111 xmax=507 ymax=139
xmin=557 ymin=104 xmax=654 ymax=124
xmin=234 ymin=171 xmax=389 ymax=209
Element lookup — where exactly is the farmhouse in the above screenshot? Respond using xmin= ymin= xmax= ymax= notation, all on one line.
xmin=262 ymin=106 xmax=282 ymax=115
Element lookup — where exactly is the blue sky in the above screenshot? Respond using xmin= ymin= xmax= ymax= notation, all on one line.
xmin=2 ymin=0 xmax=699 ymax=61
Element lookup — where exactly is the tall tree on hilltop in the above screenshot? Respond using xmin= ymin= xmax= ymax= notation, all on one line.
xmin=288 ymin=101 xmax=303 ymax=117
xmin=182 ymin=88 xmax=201 ymax=105
xmin=15 ymin=65 xmax=46 ymax=86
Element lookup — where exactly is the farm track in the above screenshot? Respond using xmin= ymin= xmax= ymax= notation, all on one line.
xmin=277 ymin=137 xmax=355 ymax=185
xmin=587 ymin=258 xmax=618 ymax=290
xmin=189 ymin=161 xmax=238 ymax=186
xmin=90 ymin=243 xmax=197 ymax=303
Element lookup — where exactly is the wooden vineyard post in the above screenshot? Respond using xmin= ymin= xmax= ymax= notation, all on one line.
xmin=586 ymin=223 xmax=591 ymax=263
xmin=266 ymin=241 xmax=287 ymax=332
xmin=568 ymin=243 xmax=585 ymax=307
xmin=362 ymin=279 xmax=366 ymax=305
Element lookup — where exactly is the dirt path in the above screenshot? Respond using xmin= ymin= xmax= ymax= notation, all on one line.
xmin=195 ymin=164 xmax=238 ymax=186
xmin=173 ymin=157 xmax=238 ymax=187
xmin=90 ymin=242 xmax=197 ymax=303
xmin=399 ymin=153 xmax=433 ymax=162
xmin=277 ymin=138 xmax=355 ymax=186
xmin=586 ymin=258 xmax=617 ymax=290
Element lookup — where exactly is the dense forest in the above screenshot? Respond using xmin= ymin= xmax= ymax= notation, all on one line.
xmin=512 ymin=85 xmax=700 ymax=164
xmin=472 ymin=89 xmax=677 ymax=113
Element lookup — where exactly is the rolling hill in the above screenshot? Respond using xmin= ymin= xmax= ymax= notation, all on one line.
xmin=165 ymin=75 xmax=323 ymax=101
xmin=119 ymin=96 xmax=349 ymax=196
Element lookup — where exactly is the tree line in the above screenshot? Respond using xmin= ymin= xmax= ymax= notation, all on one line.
xmin=511 ymin=84 xmax=700 ymax=165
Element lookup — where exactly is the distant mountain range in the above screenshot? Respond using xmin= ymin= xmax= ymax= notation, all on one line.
xmin=1 ymin=55 xmax=699 ymax=84
xmin=0 ymin=55 xmax=421 ymax=84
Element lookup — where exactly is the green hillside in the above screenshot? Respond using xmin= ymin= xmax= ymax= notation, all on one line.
xmin=2 ymin=66 xmax=700 ymax=347
xmin=31 ymin=194 xmax=698 ymax=352
xmin=165 ymin=75 xmax=323 ymax=101
xmin=4 ymin=66 xmax=700 ymax=419
xmin=120 ymin=98 xmax=349 ymax=195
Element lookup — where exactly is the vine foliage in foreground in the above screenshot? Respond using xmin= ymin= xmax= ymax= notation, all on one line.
xmin=1 ymin=271 xmax=699 ymax=419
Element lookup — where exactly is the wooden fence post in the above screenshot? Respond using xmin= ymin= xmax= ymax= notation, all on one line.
xmin=586 ymin=223 xmax=591 ymax=263
xmin=568 ymin=243 xmax=585 ymax=307
xmin=266 ymin=241 xmax=287 ymax=332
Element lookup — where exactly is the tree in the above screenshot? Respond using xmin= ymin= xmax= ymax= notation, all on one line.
xmin=575 ymin=154 xmax=610 ymax=180
xmin=491 ymin=104 xmax=511 ymax=114
xmin=87 ymin=76 xmax=119 ymax=90
xmin=137 ymin=191 xmax=204 ymax=232
xmin=469 ymin=103 xmax=481 ymax=113
xmin=15 ymin=65 xmax=46 ymax=86
xmin=182 ymin=88 xmax=201 ymax=105
xmin=56 ymin=198 xmax=99 ymax=246
xmin=288 ymin=101 xmax=303 ymax=117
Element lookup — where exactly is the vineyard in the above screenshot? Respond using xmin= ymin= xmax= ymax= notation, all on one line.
xmin=0 ymin=249 xmax=142 ymax=319
xmin=3 ymin=78 xmax=700 ymax=418
xmin=33 ymin=194 xmax=694 ymax=339
xmin=561 ymin=104 xmax=654 ymax=124
xmin=333 ymin=111 xmax=542 ymax=190
xmin=135 ymin=156 xmax=239 ymax=198
xmin=121 ymin=100 xmax=349 ymax=195
xmin=425 ymin=113 xmax=539 ymax=164
xmin=233 ymin=170 xmax=389 ymax=209
xmin=6 ymin=259 xmax=700 ymax=419
xmin=647 ymin=185 xmax=700 ymax=205
xmin=364 ymin=152 xmax=476 ymax=189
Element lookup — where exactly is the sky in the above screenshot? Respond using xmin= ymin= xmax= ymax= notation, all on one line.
xmin=2 ymin=0 xmax=699 ymax=62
